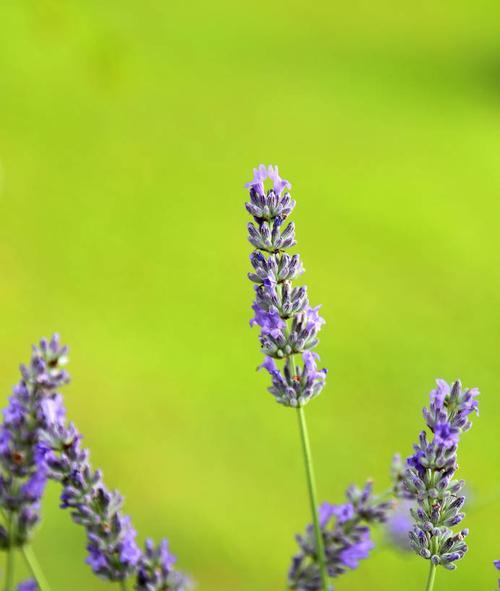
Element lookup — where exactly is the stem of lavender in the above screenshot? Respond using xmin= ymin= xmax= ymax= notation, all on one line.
xmin=5 ymin=515 xmax=15 ymax=591
xmin=295 ymin=397 xmax=329 ymax=591
xmin=425 ymin=562 xmax=437 ymax=591
xmin=22 ymin=545 xmax=51 ymax=591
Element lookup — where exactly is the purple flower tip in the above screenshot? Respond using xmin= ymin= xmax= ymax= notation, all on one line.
xmin=245 ymin=164 xmax=291 ymax=195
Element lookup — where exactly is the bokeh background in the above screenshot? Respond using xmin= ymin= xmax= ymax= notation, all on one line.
xmin=1 ymin=1 xmax=500 ymax=589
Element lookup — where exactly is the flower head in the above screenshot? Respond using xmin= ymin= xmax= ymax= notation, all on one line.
xmin=396 ymin=379 xmax=479 ymax=570
xmin=289 ymin=482 xmax=392 ymax=590
xmin=245 ymin=165 xmax=327 ymax=407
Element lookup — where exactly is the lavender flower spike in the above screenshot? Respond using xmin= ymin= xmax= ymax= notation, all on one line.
xmin=494 ymin=560 xmax=500 ymax=590
xmin=38 ymin=395 xmax=141 ymax=581
xmin=289 ymin=482 xmax=392 ymax=590
xmin=398 ymin=380 xmax=479 ymax=571
xmin=0 ymin=335 xmax=69 ymax=549
xmin=245 ymin=164 xmax=327 ymax=407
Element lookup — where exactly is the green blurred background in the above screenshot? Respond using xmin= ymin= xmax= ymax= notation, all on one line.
xmin=1 ymin=1 xmax=499 ymax=589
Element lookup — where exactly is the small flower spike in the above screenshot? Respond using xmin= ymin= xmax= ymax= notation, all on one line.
xmin=289 ymin=482 xmax=392 ymax=590
xmin=397 ymin=380 xmax=479 ymax=570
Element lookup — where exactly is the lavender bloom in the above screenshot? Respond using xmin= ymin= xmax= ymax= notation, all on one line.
xmin=0 ymin=335 xmax=69 ymax=548
xmin=17 ymin=581 xmax=38 ymax=591
xmin=136 ymin=539 xmax=189 ymax=591
xmin=495 ymin=560 xmax=500 ymax=590
xmin=289 ymin=482 xmax=392 ymax=590
xmin=38 ymin=396 xmax=141 ymax=581
xmin=397 ymin=380 xmax=479 ymax=570
xmin=245 ymin=165 xmax=327 ymax=407
xmin=385 ymin=498 xmax=414 ymax=552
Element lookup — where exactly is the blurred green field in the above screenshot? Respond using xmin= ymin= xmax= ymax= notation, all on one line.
xmin=1 ymin=1 xmax=500 ymax=589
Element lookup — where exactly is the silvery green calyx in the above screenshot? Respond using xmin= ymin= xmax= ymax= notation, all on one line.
xmin=0 ymin=335 xmax=69 ymax=549
xmin=397 ymin=379 xmax=479 ymax=571
xmin=289 ymin=482 xmax=392 ymax=590
xmin=245 ymin=165 xmax=327 ymax=407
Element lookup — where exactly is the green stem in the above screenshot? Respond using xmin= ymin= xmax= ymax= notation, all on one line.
xmin=4 ymin=515 xmax=15 ymax=591
xmin=425 ymin=562 xmax=437 ymax=591
xmin=296 ymin=402 xmax=329 ymax=591
xmin=120 ymin=581 xmax=128 ymax=591
xmin=22 ymin=545 xmax=51 ymax=591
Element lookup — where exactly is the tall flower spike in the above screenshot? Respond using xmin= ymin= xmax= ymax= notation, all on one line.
xmin=0 ymin=335 xmax=69 ymax=549
xmin=245 ymin=164 xmax=327 ymax=407
xmin=245 ymin=165 xmax=330 ymax=591
xmin=398 ymin=380 xmax=479 ymax=572
xmin=289 ymin=482 xmax=392 ymax=590
xmin=38 ymin=395 xmax=142 ymax=581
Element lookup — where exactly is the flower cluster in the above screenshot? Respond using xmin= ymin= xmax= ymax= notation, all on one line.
xmin=136 ymin=539 xmax=190 ymax=590
xmin=289 ymin=482 xmax=392 ymax=590
xmin=245 ymin=165 xmax=327 ymax=407
xmin=495 ymin=560 xmax=500 ymax=590
xmin=0 ymin=335 xmax=69 ymax=548
xmin=398 ymin=379 xmax=479 ymax=570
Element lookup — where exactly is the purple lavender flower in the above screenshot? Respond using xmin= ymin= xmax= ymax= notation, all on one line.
xmin=385 ymin=498 xmax=414 ymax=552
xmin=17 ymin=581 xmax=38 ymax=591
xmin=289 ymin=482 xmax=392 ymax=590
xmin=495 ymin=560 xmax=500 ymax=590
xmin=38 ymin=397 xmax=141 ymax=581
xmin=0 ymin=335 xmax=69 ymax=548
xmin=397 ymin=379 xmax=479 ymax=570
xmin=245 ymin=165 xmax=327 ymax=407
xmin=136 ymin=539 xmax=190 ymax=591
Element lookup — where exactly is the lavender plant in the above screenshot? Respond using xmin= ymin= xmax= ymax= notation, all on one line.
xmin=0 ymin=335 xmax=69 ymax=590
xmin=396 ymin=379 xmax=479 ymax=591
xmin=1 ymin=335 xmax=188 ymax=591
xmin=495 ymin=560 xmax=500 ymax=590
xmin=245 ymin=165 xmax=329 ymax=590
xmin=289 ymin=482 xmax=392 ymax=590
